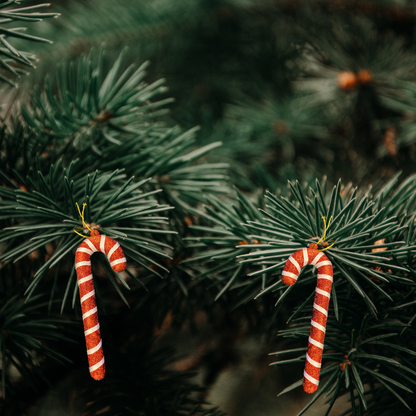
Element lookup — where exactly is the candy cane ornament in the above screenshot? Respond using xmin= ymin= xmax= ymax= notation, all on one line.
xmin=74 ymin=204 xmax=127 ymax=380
xmin=281 ymin=218 xmax=334 ymax=394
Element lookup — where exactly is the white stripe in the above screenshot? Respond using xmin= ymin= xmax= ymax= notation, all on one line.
xmin=84 ymin=239 xmax=98 ymax=253
xmin=78 ymin=274 xmax=93 ymax=285
xmin=89 ymin=357 xmax=105 ymax=372
xmin=107 ymin=242 xmax=120 ymax=260
xmin=77 ymin=247 xmax=93 ymax=256
xmin=318 ymin=274 xmax=333 ymax=282
xmin=282 ymin=270 xmax=298 ymax=280
xmin=80 ymin=289 xmax=95 ymax=303
xmin=84 ymin=323 xmax=100 ymax=336
xmin=306 ymin=353 xmax=322 ymax=369
xmin=304 ymin=370 xmax=319 ymax=385
xmin=100 ymin=235 xmax=106 ymax=254
xmin=313 ymin=303 xmax=328 ymax=317
xmin=110 ymin=257 xmax=126 ymax=268
xmin=75 ymin=261 xmax=91 ymax=269
xmin=315 ymin=260 xmax=332 ymax=268
xmin=311 ymin=320 xmax=326 ymax=333
xmin=309 ymin=336 xmax=324 ymax=349
xmin=302 ymin=248 xmax=308 ymax=267
xmin=315 ymin=288 xmax=330 ymax=298
xmin=83 ymin=306 xmax=98 ymax=320
xmin=288 ymin=256 xmax=300 ymax=273
xmin=87 ymin=340 xmax=102 ymax=355
xmin=310 ymin=252 xmax=324 ymax=266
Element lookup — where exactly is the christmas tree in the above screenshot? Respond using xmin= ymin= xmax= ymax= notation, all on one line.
xmin=2 ymin=0 xmax=416 ymax=415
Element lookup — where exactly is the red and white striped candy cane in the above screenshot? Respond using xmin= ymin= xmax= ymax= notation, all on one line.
xmin=282 ymin=242 xmax=333 ymax=394
xmin=75 ymin=229 xmax=127 ymax=380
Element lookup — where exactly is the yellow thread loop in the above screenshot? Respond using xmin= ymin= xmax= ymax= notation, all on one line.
xmin=73 ymin=202 xmax=92 ymax=238
xmin=316 ymin=216 xmax=334 ymax=251
xmin=73 ymin=229 xmax=88 ymax=238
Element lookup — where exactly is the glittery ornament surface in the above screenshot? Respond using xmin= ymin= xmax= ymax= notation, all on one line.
xmin=282 ymin=245 xmax=333 ymax=394
xmin=75 ymin=230 xmax=127 ymax=380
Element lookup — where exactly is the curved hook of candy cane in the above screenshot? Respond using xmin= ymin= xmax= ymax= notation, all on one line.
xmin=282 ymin=245 xmax=333 ymax=394
xmin=75 ymin=230 xmax=127 ymax=380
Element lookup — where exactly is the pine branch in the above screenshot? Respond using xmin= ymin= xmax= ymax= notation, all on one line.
xmin=201 ymin=93 xmax=329 ymax=190
xmin=272 ymin=294 xmax=416 ymax=415
xmin=97 ymin=126 xmax=230 ymax=206
xmin=183 ymin=188 xmax=266 ymax=302
xmin=0 ymin=160 xmax=175 ymax=305
xmin=21 ymin=48 xmax=173 ymax=158
xmin=17 ymin=49 xmax=230 ymax=206
xmin=185 ymin=177 xmax=415 ymax=314
xmin=0 ymin=1 xmax=58 ymax=86
xmin=243 ymin=179 xmax=413 ymax=313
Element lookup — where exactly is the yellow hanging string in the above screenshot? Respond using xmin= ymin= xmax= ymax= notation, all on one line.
xmin=73 ymin=202 xmax=92 ymax=238
xmin=317 ymin=216 xmax=335 ymax=251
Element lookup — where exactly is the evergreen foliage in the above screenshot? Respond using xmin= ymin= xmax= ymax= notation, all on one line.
xmin=0 ymin=0 xmax=58 ymax=85
xmin=0 ymin=294 xmax=73 ymax=398
xmin=3 ymin=0 xmax=416 ymax=415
